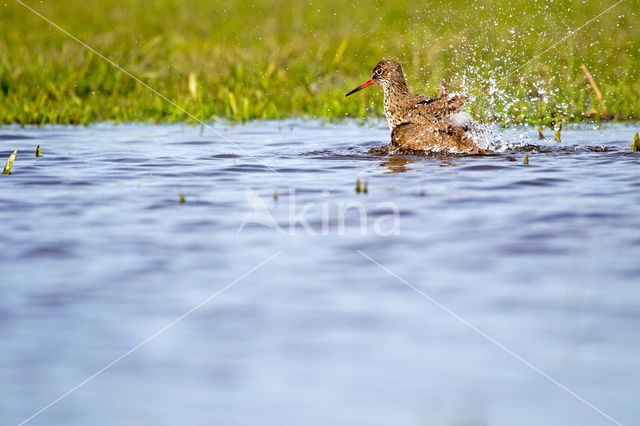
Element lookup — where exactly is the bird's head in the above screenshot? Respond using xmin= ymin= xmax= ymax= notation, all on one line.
xmin=346 ymin=59 xmax=405 ymax=96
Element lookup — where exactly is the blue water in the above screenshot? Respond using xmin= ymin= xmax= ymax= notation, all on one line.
xmin=1 ymin=121 xmax=639 ymax=426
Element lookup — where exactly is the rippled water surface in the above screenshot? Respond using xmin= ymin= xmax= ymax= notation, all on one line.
xmin=1 ymin=121 xmax=639 ymax=426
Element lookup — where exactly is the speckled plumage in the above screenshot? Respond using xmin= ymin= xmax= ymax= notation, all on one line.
xmin=347 ymin=59 xmax=491 ymax=154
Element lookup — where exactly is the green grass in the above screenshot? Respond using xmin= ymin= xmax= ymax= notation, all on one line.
xmin=1 ymin=0 xmax=639 ymax=125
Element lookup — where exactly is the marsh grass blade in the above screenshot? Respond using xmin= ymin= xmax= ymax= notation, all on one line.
xmin=554 ymin=128 xmax=562 ymax=142
xmin=632 ymin=132 xmax=640 ymax=152
xmin=188 ymin=72 xmax=198 ymax=99
xmin=3 ymin=150 xmax=17 ymax=174
xmin=580 ymin=64 xmax=608 ymax=118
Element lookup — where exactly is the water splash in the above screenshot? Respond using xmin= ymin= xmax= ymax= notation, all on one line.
xmin=447 ymin=112 xmax=527 ymax=152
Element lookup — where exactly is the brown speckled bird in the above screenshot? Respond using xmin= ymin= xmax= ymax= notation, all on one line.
xmin=346 ymin=59 xmax=490 ymax=154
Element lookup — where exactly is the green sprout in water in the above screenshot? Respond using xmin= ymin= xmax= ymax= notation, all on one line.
xmin=535 ymin=126 xmax=546 ymax=140
xmin=3 ymin=150 xmax=17 ymax=174
xmin=179 ymin=192 xmax=186 ymax=204
xmin=553 ymin=117 xmax=563 ymax=143
xmin=523 ymin=153 xmax=529 ymax=164
xmin=35 ymin=145 xmax=43 ymax=157
xmin=631 ymin=132 xmax=640 ymax=152
xmin=355 ymin=177 xmax=368 ymax=194
xmin=554 ymin=128 xmax=561 ymax=142
xmin=273 ymin=190 xmax=279 ymax=201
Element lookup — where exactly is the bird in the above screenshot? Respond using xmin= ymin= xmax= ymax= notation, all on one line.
xmin=346 ymin=59 xmax=491 ymax=154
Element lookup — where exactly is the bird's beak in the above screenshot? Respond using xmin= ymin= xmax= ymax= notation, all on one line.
xmin=345 ymin=78 xmax=375 ymax=96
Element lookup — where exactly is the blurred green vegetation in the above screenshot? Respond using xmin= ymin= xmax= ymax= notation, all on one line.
xmin=0 ymin=0 xmax=638 ymax=125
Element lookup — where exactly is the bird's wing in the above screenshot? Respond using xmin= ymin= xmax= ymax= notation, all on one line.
xmin=415 ymin=97 xmax=438 ymax=106
xmin=414 ymin=95 xmax=466 ymax=118
xmin=397 ymin=95 xmax=467 ymax=125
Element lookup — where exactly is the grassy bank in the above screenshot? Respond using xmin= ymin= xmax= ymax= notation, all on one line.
xmin=1 ymin=0 xmax=639 ymax=125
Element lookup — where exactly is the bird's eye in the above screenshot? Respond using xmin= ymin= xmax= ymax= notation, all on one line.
xmin=375 ymin=69 xmax=383 ymax=76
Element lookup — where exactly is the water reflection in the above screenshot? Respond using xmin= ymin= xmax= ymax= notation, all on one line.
xmin=381 ymin=156 xmax=415 ymax=174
